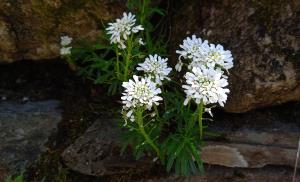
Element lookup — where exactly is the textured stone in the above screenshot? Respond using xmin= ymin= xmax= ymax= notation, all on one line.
xmin=0 ymin=100 xmax=61 ymax=178
xmin=147 ymin=166 xmax=300 ymax=182
xmin=201 ymin=143 xmax=298 ymax=168
xmin=170 ymin=0 xmax=300 ymax=112
xmin=61 ymin=119 xmax=150 ymax=176
xmin=0 ymin=0 xmax=125 ymax=63
xmin=62 ymin=115 xmax=300 ymax=176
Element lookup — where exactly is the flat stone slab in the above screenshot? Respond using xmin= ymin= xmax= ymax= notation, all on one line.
xmin=202 ymin=142 xmax=298 ymax=168
xmin=201 ymin=119 xmax=300 ymax=168
xmin=147 ymin=166 xmax=300 ymax=182
xmin=0 ymin=100 xmax=61 ymax=176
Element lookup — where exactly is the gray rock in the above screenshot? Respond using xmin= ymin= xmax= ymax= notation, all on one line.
xmin=61 ymin=118 xmax=150 ymax=176
xmin=202 ymin=142 xmax=298 ymax=168
xmin=202 ymin=118 xmax=300 ymax=168
xmin=147 ymin=166 xmax=300 ymax=182
xmin=0 ymin=100 xmax=61 ymax=176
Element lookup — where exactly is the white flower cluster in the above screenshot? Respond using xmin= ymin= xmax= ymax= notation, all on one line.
xmin=182 ymin=66 xmax=229 ymax=106
xmin=137 ymin=54 xmax=172 ymax=85
xmin=121 ymin=75 xmax=162 ymax=122
xmin=176 ymin=35 xmax=233 ymax=72
xmin=177 ymin=35 xmax=233 ymax=107
xmin=106 ymin=12 xmax=144 ymax=49
xmin=60 ymin=35 xmax=72 ymax=56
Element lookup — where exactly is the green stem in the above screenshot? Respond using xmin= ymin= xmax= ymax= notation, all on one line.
xmin=140 ymin=0 xmax=146 ymax=26
xmin=115 ymin=46 xmax=120 ymax=79
xmin=197 ymin=102 xmax=204 ymax=141
xmin=123 ymin=36 xmax=133 ymax=81
xmin=136 ymin=108 xmax=163 ymax=162
xmin=153 ymin=105 xmax=160 ymax=119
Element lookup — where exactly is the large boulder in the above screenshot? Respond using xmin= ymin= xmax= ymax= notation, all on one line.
xmin=0 ymin=0 xmax=125 ymax=63
xmin=170 ymin=0 xmax=300 ymax=112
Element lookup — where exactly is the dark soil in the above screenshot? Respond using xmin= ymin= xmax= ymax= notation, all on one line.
xmin=0 ymin=60 xmax=299 ymax=182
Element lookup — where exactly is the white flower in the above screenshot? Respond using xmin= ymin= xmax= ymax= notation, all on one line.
xmin=106 ymin=12 xmax=144 ymax=49
xmin=204 ymin=108 xmax=213 ymax=117
xmin=182 ymin=66 xmax=229 ymax=107
xmin=176 ymin=34 xmax=208 ymax=61
xmin=193 ymin=43 xmax=234 ymax=71
xmin=138 ymin=38 xmax=144 ymax=45
xmin=136 ymin=54 xmax=172 ymax=85
xmin=175 ymin=60 xmax=183 ymax=72
xmin=60 ymin=47 xmax=71 ymax=55
xmin=176 ymin=35 xmax=234 ymax=71
xmin=121 ymin=75 xmax=162 ymax=113
xmin=61 ymin=35 xmax=72 ymax=46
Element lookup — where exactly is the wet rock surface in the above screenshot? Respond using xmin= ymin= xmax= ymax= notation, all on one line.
xmin=170 ymin=0 xmax=300 ymax=112
xmin=0 ymin=100 xmax=61 ymax=177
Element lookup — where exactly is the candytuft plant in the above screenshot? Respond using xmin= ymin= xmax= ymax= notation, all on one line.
xmin=120 ymin=34 xmax=233 ymax=176
xmin=60 ymin=1 xmax=234 ymax=176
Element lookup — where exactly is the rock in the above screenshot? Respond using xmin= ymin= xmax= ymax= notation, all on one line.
xmin=170 ymin=0 xmax=300 ymax=112
xmin=201 ymin=145 xmax=249 ymax=168
xmin=61 ymin=118 xmax=151 ymax=176
xmin=0 ymin=100 xmax=61 ymax=178
xmin=201 ymin=143 xmax=298 ymax=168
xmin=147 ymin=166 xmax=299 ymax=182
xmin=0 ymin=0 xmax=126 ymax=63
xmin=62 ymin=114 xmax=300 ymax=176
xmin=202 ymin=110 xmax=300 ymax=169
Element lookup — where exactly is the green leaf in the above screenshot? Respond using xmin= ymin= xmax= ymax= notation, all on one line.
xmin=166 ymin=155 xmax=176 ymax=172
xmin=150 ymin=8 xmax=165 ymax=16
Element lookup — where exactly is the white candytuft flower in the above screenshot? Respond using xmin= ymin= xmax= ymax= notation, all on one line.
xmin=175 ymin=59 xmax=183 ymax=72
xmin=61 ymin=35 xmax=72 ymax=46
xmin=60 ymin=47 xmax=71 ymax=55
xmin=138 ymin=38 xmax=144 ymax=45
xmin=121 ymin=75 xmax=163 ymax=120
xmin=176 ymin=34 xmax=233 ymax=71
xmin=60 ymin=35 xmax=72 ymax=56
xmin=106 ymin=12 xmax=144 ymax=49
xmin=176 ymin=34 xmax=208 ymax=61
xmin=192 ymin=43 xmax=233 ymax=71
xmin=182 ymin=66 xmax=229 ymax=107
xmin=136 ymin=54 xmax=172 ymax=85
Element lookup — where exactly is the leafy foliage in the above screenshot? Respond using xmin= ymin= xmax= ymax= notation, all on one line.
xmin=60 ymin=0 xmax=220 ymax=177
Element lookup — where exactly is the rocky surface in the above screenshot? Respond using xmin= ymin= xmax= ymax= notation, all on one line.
xmin=62 ymin=113 xmax=300 ymax=177
xmin=61 ymin=118 xmax=151 ymax=176
xmin=170 ymin=0 xmax=300 ymax=112
xmin=202 ymin=142 xmax=298 ymax=168
xmin=0 ymin=100 xmax=61 ymax=178
xmin=147 ymin=166 xmax=299 ymax=182
xmin=0 ymin=0 xmax=125 ymax=63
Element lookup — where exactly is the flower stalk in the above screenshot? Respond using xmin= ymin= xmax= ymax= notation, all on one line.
xmin=123 ymin=35 xmax=133 ymax=81
xmin=135 ymin=107 xmax=163 ymax=162
xmin=197 ymin=102 xmax=204 ymax=141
